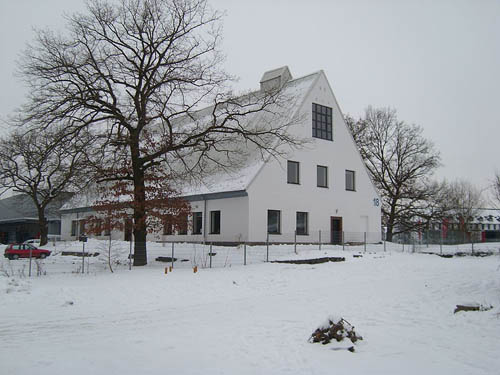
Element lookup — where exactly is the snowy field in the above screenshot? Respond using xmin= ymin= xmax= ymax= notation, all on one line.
xmin=1 ymin=241 xmax=500 ymax=374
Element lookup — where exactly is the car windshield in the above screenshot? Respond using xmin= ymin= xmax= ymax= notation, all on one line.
xmin=25 ymin=244 xmax=37 ymax=250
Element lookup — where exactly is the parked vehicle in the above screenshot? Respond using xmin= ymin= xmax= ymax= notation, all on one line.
xmin=4 ymin=244 xmax=51 ymax=260
xmin=23 ymin=239 xmax=41 ymax=246
xmin=23 ymin=235 xmax=62 ymax=246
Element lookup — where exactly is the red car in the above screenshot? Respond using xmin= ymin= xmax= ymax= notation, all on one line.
xmin=4 ymin=244 xmax=51 ymax=260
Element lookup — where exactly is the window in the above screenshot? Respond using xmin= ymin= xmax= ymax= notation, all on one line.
xmin=287 ymin=161 xmax=300 ymax=184
xmin=267 ymin=210 xmax=281 ymax=234
xmin=345 ymin=170 xmax=356 ymax=191
xmin=179 ymin=214 xmax=188 ymax=235
xmin=95 ymin=219 xmax=103 ymax=236
xmin=296 ymin=212 xmax=309 ymax=235
xmin=71 ymin=220 xmax=78 ymax=236
xmin=193 ymin=212 xmax=203 ymax=235
xmin=317 ymin=165 xmax=328 ymax=188
xmin=79 ymin=220 xmax=86 ymax=235
xmin=104 ymin=219 xmax=111 ymax=236
xmin=163 ymin=216 xmax=173 ymax=235
xmin=210 ymin=211 xmax=221 ymax=234
xmin=312 ymin=103 xmax=333 ymax=141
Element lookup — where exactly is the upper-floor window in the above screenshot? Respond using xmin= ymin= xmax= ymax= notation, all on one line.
xmin=287 ymin=161 xmax=300 ymax=184
xmin=312 ymin=103 xmax=333 ymax=141
xmin=317 ymin=165 xmax=328 ymax=188
xmin=345 ymin=170 xmax=356 ymax=191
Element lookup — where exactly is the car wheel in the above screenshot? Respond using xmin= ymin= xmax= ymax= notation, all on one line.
xmin=39 ymin=253 xmax=46 ymax=259
xmin=11 ymin=254 xmax=19 ymax=260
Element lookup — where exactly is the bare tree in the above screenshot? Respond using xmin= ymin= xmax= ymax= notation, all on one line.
xmin=15 ymin=0 xmax=302 ymax=265
xmin=346 ymin=107 xmax=441 ymax=241
xmin=491 ymin=172 xmax=500 ymax=208
xmin=0 ymin=128 xmax=91 ymax=246
xmin=444 ymin=179 xmax=483 ymax=231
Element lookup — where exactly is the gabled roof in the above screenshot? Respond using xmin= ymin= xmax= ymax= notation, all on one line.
xmin=61 ymin=70 xmax=320 ymax=211
xmin=176 ymin=71 xmax=319 ymax=197
xmin=0 ymin=193 xmax=73 ymax=222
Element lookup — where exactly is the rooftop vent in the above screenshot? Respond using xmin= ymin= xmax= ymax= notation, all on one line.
xmin=259 ymin=66 xmax=292 ymax=92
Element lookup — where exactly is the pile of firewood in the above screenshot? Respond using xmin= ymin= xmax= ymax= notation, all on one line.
xmin=309 ymin=317 xmax=363 ymax=352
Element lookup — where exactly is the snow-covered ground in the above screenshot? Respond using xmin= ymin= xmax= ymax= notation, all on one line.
xmin=1 ymin=241 xmax=499 ymax=374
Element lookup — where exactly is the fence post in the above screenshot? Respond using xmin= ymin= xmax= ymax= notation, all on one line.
xmin=364 ymin=232 xmax=367 ymax=253
xmin=128 ymin=237 xmax=132 ymax=271
xmin=82 ymin=240 xmax=86 ymax=274
xmin=383 ymin=238 xmax=386 ymax=252
xmin=440 ymin=229 xmax=443 ymax=255
xmin=29 ymin=247 xmax=33 ymax=277
xmin=244 ymin=243 xmax=247 ymax=266
xmin=342 ymin=231 xmax=345 ymax=251
xmin=402 ymin=240 xmax=404 ymax=252
xmin=171 ymin=242 xmax=174 ymax=269
xmin=209 ymin=242 xmax=212 ymax=268
xmin=266 ymin=233 xmax=269 ymax=262
xmin=471 ymin=232 xmax=474 ymax=255
xmin=319 ymin=230 xmax=322 ymax=251
xmin=294 ymin=230 xmax=297 ymax=254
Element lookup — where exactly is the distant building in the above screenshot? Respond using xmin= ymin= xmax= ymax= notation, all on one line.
xmin=60 ymin=67 xmax=382 ymax=244
xmin=0 ymin=193 xmax=73 ymax=244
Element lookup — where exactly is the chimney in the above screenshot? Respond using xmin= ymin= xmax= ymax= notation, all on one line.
xmin=259 ymin=66 xmax=292 ymax=92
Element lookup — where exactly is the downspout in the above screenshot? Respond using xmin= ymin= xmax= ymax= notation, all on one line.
xmin=203 ymin=196 xmax=207 ymax=244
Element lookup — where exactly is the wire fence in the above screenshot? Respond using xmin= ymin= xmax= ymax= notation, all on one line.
xmin=2 ymin=229 xmax=499 ymax=278
xmin=391 ymin=229 xmax=500 ymax=254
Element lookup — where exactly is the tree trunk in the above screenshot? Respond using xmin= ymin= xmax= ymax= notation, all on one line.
xmin=37 ymin=207 xmax=49 ymax=246
xmin=386 ymin=222 xmax=394 ymax=242
xmin=131 ymin=138 xmax=148 ymax=266
xmin=385 ymin=200 xmax=397 ymax=242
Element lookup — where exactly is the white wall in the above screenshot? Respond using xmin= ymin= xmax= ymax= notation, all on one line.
xmin=60 ymin=210 xmax=124 ymax=241
xmin=247 ymin=72 xmax=381 ymax=242
xmin=158 ymin=196 xmax=249 ymax=243
xmin=61 ymin=195 xmax=250 ymax=243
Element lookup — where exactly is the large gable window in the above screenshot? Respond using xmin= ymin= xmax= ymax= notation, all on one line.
xmin=312 ymin=103 xmax=332 ymax=141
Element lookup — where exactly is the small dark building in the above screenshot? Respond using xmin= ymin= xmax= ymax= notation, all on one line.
xmin=0 ymin=193 xmax=72 ymax=244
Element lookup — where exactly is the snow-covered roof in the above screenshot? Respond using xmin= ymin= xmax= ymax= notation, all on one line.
xmin=61 ymin=70 xmax=320 ymax=211
xmin=0 ymin=193 xmax=73 ymax=221
xmin=465 ymin=209 xmax=500 ymax=224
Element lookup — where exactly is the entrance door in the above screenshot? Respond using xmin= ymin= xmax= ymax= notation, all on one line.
xmin=330 ymin=217 xmax=343 ymax=244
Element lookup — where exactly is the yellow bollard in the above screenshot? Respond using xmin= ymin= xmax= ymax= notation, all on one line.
xmin=164 ymin=267 xmax=168 ymax=274
xmin=169 ymin=266 xmax=173 ymax=272
xmin=193 ymin=265 xmax=198 ymax=273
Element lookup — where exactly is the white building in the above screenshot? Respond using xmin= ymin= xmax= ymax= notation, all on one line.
xmin=60 ymin=67 xmax=381 ymax=244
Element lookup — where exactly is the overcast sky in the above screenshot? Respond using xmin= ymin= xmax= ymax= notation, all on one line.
xmin=1 ymin=0 xmax=499 ymax=193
